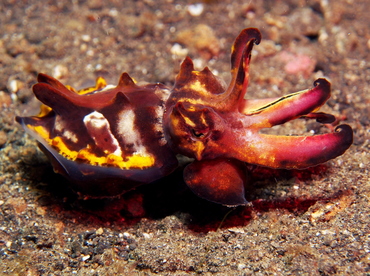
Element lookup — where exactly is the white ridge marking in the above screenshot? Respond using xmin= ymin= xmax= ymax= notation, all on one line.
xmin=83 ymin=111 xmax=122 ymax=155
xmin=54 ymin=117 xmax=78 ymax=143
xmin=117 ymin=109 xmax=150 ymax=156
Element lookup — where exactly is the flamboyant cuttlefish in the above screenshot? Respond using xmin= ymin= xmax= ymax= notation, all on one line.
xmin=16 ymin=28 xmax=353 ymax=206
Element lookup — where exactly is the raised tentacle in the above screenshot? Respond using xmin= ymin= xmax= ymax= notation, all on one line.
xmin=223 ymin=28 xmax=261 ymax=110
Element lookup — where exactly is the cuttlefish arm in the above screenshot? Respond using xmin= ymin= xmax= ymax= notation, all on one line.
xmin=231 ymin=78 xmax=353 ymax=168
xmin=240 ymin=79 xmax=333 ymax=127
xmin=227 ymin=125 xmax=353 ymax=169
xmin=212 ymin=29 xmax=353 ymax=169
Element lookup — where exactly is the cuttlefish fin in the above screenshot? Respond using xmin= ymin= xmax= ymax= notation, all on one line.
xmin=184 ymin=158 xmax=249 ymax=206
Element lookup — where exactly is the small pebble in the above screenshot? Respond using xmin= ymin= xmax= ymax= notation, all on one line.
xmin=81 ymin=34 xmax=91 ymax=42
xmin=52 ymin=64 xmax=69 ymax=79
xmin=237 ymin=263 xmax=247 ymax=270
xmin=8 ymin=79 xmax=23 ymax=93
xmin=142 ymin=233 xmax=152 ymax=239
xmin=96 ymin=227 xmax=104 ymax=235
xmin=170 ymin=43 xmax=189 ymax=58
xmin=187 ymin=4 xmax=204 ymax=16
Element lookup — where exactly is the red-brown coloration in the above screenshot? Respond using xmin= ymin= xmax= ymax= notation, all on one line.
xmin=16 ymin=28 xmax=353 ymax=206
xmin=163 ymin=28 xmax=353 ymax=205
xmin=184 ymin=159 xmax=249 ymax=206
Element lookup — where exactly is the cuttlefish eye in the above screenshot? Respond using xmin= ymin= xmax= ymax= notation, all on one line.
xmin=170 ymin=102 xmax=214 ymax=139
xmin=191 ymin=128 xmax=209 ymax=139
xmin=165 ymin=101 xmax=226 ymax=159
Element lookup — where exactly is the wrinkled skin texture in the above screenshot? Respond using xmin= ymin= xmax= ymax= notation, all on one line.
xmin=16 ymin=28 xmax=353 ymax=206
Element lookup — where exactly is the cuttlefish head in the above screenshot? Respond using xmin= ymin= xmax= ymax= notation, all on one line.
xmin=164 ymin=28 xmax=353 ymax=206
